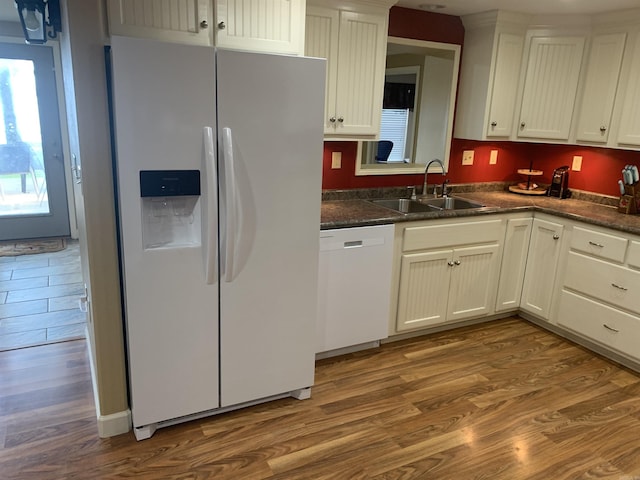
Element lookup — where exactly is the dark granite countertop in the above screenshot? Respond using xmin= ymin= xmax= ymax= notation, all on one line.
xmin=321 ymin=188 xmax=640 ymax=236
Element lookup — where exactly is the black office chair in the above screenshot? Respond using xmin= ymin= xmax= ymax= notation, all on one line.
xmin=375 ymin=140 xmax=393 ymax=163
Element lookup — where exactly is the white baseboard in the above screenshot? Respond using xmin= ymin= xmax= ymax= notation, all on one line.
xmin=98 ymin=409 xmax=132 ymax=438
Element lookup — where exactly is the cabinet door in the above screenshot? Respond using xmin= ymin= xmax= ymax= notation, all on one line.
xmin=495 ymin=217 xmax=532 ymax=312
xmin=448 ymin=243 xmax=500 ymax=321
xmin=518 ymin=36 xmax=585 ymax=140
xmin=305 ymin=6 xmax=339 ymax=134
xmin=520 ymin=218 xmax=564 ymax=319
xmin=215 ymin=0 xmax=304 ymax=54
xmin=334 ymin=10 xmax=387 ymax=136
xmin=107 ymin=0 xmax=211 ymax=45
xmin=396 ymin=250 xmax=451 ymax=332
xmin=575 ymin=33 xmax=626 ymax=143
xmin=617 ymin=34 xmax=640 ymax=146
xmin=487 ymin=33 xmax=524 ymax=137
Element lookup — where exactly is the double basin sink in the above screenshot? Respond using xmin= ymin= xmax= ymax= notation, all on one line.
xmin=369 ymin=196 xmax=485 ymax=214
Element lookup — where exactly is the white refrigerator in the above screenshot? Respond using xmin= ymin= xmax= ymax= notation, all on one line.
xmin=109 ymin=36 xmax=325 ymax=440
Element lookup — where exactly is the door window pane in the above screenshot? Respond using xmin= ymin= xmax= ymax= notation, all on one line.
xmin=0 ymin=58 xmax=49 ymax=217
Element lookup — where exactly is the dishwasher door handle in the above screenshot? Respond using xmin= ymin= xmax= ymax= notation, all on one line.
xmin=344 ymin=240 xmax=363 ymax=248
xmin=320 ymin=236 xmax=385 ymax=251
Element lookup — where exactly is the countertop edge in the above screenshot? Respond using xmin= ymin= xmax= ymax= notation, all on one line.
xmin=320 ymin=194 xmax=640 ymax=237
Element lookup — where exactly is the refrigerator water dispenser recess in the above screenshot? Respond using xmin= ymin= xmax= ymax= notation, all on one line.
xmin=140 ymin=170 xmax=202 ymax=249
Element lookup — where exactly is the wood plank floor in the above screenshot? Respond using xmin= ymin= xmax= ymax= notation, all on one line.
xmin=2 ymin=317 xmax=640 ymax=479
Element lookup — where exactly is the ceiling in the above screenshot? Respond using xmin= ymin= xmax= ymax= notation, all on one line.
xmin=0 ymin=1 xmax=18 ymax=23
xmin=1 ymin=0 xmax=639 ymax=25
xmin=395 ymin=0 xmax=640 ymax=16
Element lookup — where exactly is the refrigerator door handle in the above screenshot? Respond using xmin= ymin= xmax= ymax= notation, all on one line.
xmin=222 ymin=127 xmax=240 ymax=282
xmin=203 ymin=127 xmax=218 ymax=285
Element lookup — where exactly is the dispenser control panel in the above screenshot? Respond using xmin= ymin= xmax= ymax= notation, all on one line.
xmin=140 ymin=170 xmax=200 ymax=197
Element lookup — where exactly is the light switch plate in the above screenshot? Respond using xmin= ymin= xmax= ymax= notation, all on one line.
xmin=572 ymin=155 xmax=582 ymax=171
xmin=489 ymin=150 xmax=498 ymax=165
xmin=462 ymin=150 xmax=474 ymax=166
xmin=331 ymin=152 xmax=342 ymax=169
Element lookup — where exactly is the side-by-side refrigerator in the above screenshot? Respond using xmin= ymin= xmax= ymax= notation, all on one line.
xmin=109 ymin=36 xmax=325 ymax=440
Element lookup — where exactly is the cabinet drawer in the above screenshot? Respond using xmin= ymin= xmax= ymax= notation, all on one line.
xmin=570 ymin=226 xmax=627 ymax=262
xmin=403 ymin=219 xmax=502 ymax=252
xmin=558 ymin=290 xmax=640 ymax=362
xmin=628 ymin=240 xmax=640 ymax=269
xmin=564 ymin=251 xmax=640 ymax=314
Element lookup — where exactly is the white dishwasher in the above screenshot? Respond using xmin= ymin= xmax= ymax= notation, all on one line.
xmin=317 ymin=224 xmax=395 ymax=355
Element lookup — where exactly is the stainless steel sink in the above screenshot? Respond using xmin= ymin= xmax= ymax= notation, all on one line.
xmin=369 ymin=196 xmax=485 ymax=214
xmin=369 ymin=198 xmax=437 ymax=214
xmin=421 ymin=197 xmax=485 ymax=210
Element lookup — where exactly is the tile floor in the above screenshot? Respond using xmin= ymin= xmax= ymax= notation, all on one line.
xmin=0 ymin=239 xmax=86 ymax=351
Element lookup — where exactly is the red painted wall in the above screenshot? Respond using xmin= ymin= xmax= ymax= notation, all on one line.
xmin=388 ymin=7 xmax=464 ymax=44
xmin=321 ymin=6 xmax=640 ymax=198
xmin=323 ymin=139 xmax=640 ymax=197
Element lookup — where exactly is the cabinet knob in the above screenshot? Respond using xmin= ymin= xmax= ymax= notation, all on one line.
xmin=218 ymin=21 xmax=226 ymax=30
xmin=447 ymin=261 xmax=455 ymax=267
xmin=520 ymin=122 xmax=526 ymax=129
xmin=490 ymin=121 xmax=497 ymax=127
xmin=337 ymin=117 xmax=344 ymax=123
xmin=200 ymin=20 xmax=209 ymax=29
xmin=600 ymin=126 xmax=607 ymax=132
xmin=329 ymin=117 xmax=336 ymax=123
xmin=454 ymin=260 xmax=461 ymax=266
xmin=553 ymin=234 xmax=560 ymax=240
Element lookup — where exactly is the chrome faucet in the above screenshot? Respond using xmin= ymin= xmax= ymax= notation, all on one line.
xmin=422 ymin=159 xmax=446 ymax=197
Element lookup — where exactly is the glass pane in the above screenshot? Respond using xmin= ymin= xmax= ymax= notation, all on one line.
xmin=0 ymin=58 xmax=49 ymax=217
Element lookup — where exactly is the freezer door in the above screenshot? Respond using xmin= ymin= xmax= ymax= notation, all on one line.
xmin=110 ymin=36 xmax=220 ymax=427
xmin=216 ymin=49 xmax=325 ymax=407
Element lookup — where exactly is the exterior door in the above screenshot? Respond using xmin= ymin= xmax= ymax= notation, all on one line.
xmin=0 ymin=42 xmax=69 ymax=240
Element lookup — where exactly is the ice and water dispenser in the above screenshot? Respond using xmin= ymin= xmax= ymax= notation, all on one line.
xmin=140 ymin=170 xmax=202 ymax=249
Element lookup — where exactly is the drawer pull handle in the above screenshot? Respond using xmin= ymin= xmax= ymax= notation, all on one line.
xmin=611 ymin=283 xmax=628 ymax=291
xmin=588 ymin=241 xmax=605 ymax=248
xmin=603 ymin=324 xmax=619 ymax=333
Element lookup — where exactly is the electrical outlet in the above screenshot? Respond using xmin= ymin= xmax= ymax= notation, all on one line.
xmin=462 ymin=150 xmax=474 ymax=166
xmin=572 ymin=155 xmax=582 ymax=172
xmin=331 ymin=152 xmax=342 ymax=169
xmin=489 ymin=150 xmax=498 ymax=165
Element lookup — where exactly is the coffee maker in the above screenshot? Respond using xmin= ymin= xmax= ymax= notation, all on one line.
xmin=548 ymin=166 xmax=570 ymax=198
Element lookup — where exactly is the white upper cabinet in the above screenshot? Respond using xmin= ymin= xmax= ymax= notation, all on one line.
xmin=616 ymin=32 xmax=640 ymax=146
xmin=487 ymin=33 xmax=525 ymax=137
xmin=517 ymin=36 xmax=585 ymax=140
xmin=575 ymin=33 xmax=626 ymax=143
xmin=107 ymin=0 xmax=305 ymax=54
xmin=215 ymin=0 xmax=305 ymax=54
xmin=306 ymin=2 xmax=390 ymax=137
xmin=107 ymin=0 xmax=212 ymax=45
xmin=454 ymin=11 xmax=529 ymax=141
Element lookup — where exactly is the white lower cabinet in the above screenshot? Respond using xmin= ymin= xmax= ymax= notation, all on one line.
xmin=556 ymin=224 xmax=640 ymax=363
xmin=520 ymin=217 xmax=565 ymax=319
xmin=558 ymin=291 xmax=640 ymax=363
xmin=394 ymin=218 xmax=503 ymax=333
xmin=495 ymin=217 xmax=532 ymax=312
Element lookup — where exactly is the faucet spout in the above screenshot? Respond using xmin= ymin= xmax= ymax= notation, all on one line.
xmin=422 ymin=159 xmax=446 ymax=197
